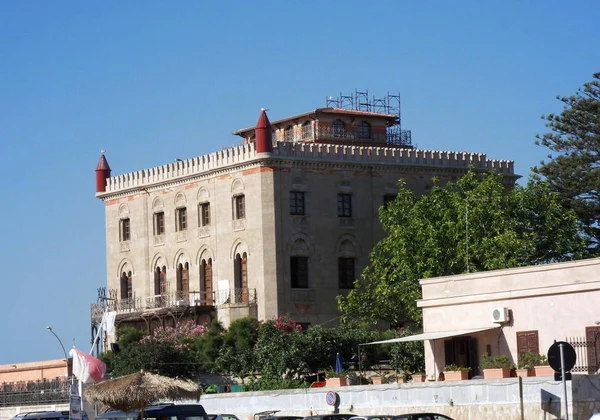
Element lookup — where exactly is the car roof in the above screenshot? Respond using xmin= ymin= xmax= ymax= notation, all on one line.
xmin=97 ymin=404 xmax=206 ymax=418
xmin=262 ymin=417 xmax=303 ymax=420
xmin=13 ymin=411 xmax=88 ymax=420
xmin=349 ymin=417 xmax=393 ymax=420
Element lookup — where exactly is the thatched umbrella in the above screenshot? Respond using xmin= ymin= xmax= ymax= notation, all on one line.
xmin=84 ymin=371 xmax=202 ymax=412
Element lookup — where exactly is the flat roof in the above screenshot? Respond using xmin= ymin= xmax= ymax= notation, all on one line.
xmin=233 ymin=107 xmax=398 ymax=136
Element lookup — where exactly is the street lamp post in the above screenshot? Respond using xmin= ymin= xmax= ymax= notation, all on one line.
xmin=46 ymin=326 xmax=69 ymax=378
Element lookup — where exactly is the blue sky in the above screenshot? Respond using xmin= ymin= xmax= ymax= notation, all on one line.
xmin=0 ymin=1 xmax=598 ymax=364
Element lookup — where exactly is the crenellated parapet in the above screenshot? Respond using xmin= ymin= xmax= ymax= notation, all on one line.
xmin=273 ymin=142 xmax=515 ymax=174
xmin=99 ymin=142 xmax=515 ymax=197
xmin=103 ymin=143 xmax=258 ymax=194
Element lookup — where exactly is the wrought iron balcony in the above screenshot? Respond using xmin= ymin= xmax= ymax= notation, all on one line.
xmin=215 ymin=288 xmax=257 ymax=305
xmin=91 ymin=287 xmax=257 ymax=320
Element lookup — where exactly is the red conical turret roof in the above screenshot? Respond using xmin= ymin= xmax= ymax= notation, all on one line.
xmin=255 ymin=109 xmax=273 ymax=153
xmin=96 ymin=152 xmax=111 ymax=171
xmin=95 ymin=151 xmax=111 ymax=193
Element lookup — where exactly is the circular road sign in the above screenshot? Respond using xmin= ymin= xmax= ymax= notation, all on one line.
xmin=547 ymin=341 xmax=576 ymax=372
xmin=325 ymin=391 xmax=338 ymax=406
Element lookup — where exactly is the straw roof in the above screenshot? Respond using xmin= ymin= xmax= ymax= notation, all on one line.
xmin=84 ymin=371 xmax=202 ymax=412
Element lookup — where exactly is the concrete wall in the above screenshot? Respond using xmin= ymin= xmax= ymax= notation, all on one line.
xmin=194 ymin=376 xmax=599 ymax=420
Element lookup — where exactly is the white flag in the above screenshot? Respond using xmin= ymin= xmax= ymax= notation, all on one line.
xmin=70 ymin=347 xmax=106 ymax=384
xmin=104 ymin=311 xmax=117 ymax=334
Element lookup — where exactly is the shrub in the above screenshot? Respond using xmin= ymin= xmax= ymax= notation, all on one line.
xmin=444 ymin=364 xmax=471 ymax=372
xmin=324 ymin=367 xmax=348 ymax=378
xmin=517 ymin=350 xmax=535 ymax=369
xmin=481 ymin=353 xmax=513 ymax=370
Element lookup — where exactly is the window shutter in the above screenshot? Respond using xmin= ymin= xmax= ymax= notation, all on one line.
xmin=516 ymin=330 xmax=539 ymax=356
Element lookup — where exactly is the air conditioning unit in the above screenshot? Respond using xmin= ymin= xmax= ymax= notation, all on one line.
xmin=492 ymin=307 xmax=510 ymax=323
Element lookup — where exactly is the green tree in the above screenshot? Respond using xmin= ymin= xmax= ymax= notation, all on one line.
xmin=388 ymin=328 xmax=425 ymax=377
xmin=533 ymin=72 xmax=600 ymax=249
xmin=191 ymin=319 xmax=225 ymax=372
xmin=253 ymin=315 xmax=305 ymax=380
xmin=338 ymin=171 xmax=587 ymax=325
xmin=99 ymin=326 xmax=148 ymax=375
xmin=213 ymin=317 xmax=260 ymax=381
xmin=300 ymin=320 xmax=385 ymax=374
xmin=111 ymin=340 xmax=196 ymax=378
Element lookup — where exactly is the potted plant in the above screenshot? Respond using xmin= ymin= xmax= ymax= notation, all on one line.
xmin=516 ymin=351 xmax=536 ymax=378
xmin=370 ymin=373 xmax=389 ymax=385
xmin=411 ymin=372 xmax=427 ymax=383
xmin=396 ymin=371 xmax=409 ymax=384
xmin=481 ymin=354 xmax=514 ymax=379
xmin=532 ymin=353 xmax=554 ymax=377
xmin=443 ymin=364 xmax=471 ymax=381
xmin=325 ymin=367 xmax=348 ymax=387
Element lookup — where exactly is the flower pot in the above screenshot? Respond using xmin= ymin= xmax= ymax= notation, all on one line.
xmin=534 ymin=365 xmax=555 ymax=377
xmin=371 ymin=376 xmax=388 ymax=385
xmin=445 ymin=370 xmax=469 ymax=381
xmin=483 ymin=368 xmax=512 ymax=379
xmin=412 ymin=374 xmax=427 ymax=383
xmin=326 ymin=377 xmax=347 ymax=387
xmin=516 ymin=368 xmax=534 ymax=378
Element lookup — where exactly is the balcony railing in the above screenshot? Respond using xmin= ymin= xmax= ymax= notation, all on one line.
xmin=215 ymin=288 xmax=257 ymax=305
xmin=91 ymin=288 xmax=257 ymax=319
xmin=145 ymin=290 xmax=215 ymax=309
xmin=274 ymin=125 xmax=412 ymax=146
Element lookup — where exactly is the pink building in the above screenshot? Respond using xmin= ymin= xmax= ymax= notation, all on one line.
xmin=0 ymin=359 xmax=70 ymax=383
xmin=389 ymin=258 xmax=600 ymax=379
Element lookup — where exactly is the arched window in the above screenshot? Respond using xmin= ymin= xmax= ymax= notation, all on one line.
xmin=284 ymin=125 xmax=294 ymax=142
xmin=176 ymin=262 xmax=189 ymax=296
xmin=120 ymin=271 xmax=133 ymax=300
xmin=290 ymin=239 xmax=310 ymax=289
xmin=200 ymin=258 xmax=213 ymax=305
xmin=358 ymin=121 xmax=371 ymax=139
xmin=337 ymin=240 xmax=356 ymax=289
xmin=234 ymin=252 xmax=248 ymax=303
xmin=332 ymin=119 xmax=345 ymax=138
xmin=154 ymin=266 xmax=167 ymax=295
xmin=301 ymin=121 xmax=312 ymax=140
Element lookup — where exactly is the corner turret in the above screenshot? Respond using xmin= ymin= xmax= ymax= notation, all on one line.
xmin=95 ymin=151 xmax=111 ymax=193
xmin=255 ymin=109 xmax=273 ymax=153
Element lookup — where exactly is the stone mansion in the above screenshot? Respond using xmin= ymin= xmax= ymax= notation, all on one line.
xmin=91 ymin=104 xmax=517 ymax=349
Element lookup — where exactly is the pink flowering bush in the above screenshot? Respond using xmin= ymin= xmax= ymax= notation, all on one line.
xmin=141 ymin=320 xmax=207 ymax=350
xmin=273 ymin=314 xmax=303 ymax=332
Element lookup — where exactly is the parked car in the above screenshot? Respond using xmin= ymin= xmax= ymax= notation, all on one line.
xmin=349 ymin=416 xmax=394 ymax=420
xmin=209 ymin=415 xmax=240 ymax=420
xmin=12 ymin=411 xmax=88 ymax=420
xmin=302 ymin=415 xmax=356 ymax=420
xmin=96 ymin=403 xmax=208 ymax=420
xmin=261 ymin=417 xmax=303 ymax=420
xmin=392 ymin=414 xmax=453 ymax=420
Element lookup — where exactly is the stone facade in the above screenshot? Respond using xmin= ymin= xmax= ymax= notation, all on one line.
xmin=94 ymin=109 xmax=517 ymax=339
